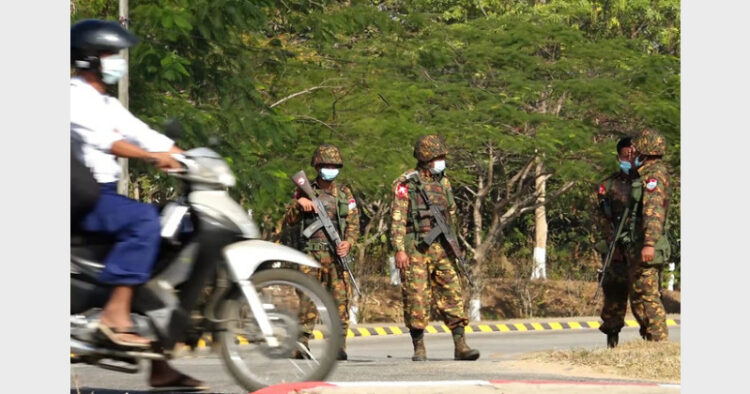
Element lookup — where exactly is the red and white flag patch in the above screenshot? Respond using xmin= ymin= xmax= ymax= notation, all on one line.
xmin=348 ymin=198 xmax=357 ymax=210
xmin=645 ymin=178 xmax=658 ymax=191
xmin=396 ymin=184 xmax=408 ymax=199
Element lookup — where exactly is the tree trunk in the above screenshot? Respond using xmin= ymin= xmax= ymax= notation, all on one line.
xmin=531 ymin=156 xmax=548 ymax=280
xmin=468 ymin=145 xmax=494 ymax=321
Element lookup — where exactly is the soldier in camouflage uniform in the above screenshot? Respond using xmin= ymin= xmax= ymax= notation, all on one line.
xmin=285 ymin=144 xmax=360 ymax=360
xmin=390 ymin=135 xmax=480 ymax=362
xmin=628 ymin=128 xmax=671 ymax=341
xmin=595 ymin=137 xmax=637 ymax=348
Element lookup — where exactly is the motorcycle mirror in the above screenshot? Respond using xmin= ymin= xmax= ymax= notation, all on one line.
xmin=164 ymin=118 xmax=183 ymax=140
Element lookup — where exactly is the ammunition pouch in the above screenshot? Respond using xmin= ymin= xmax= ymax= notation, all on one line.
xmin=417 ymin=209 xmax=433 ymax=219
xmin=421 ymin=226 xmax=443 ymax=246
xmin=647 ymin=235 xmax=671 ymax=266
xmin=404 ymin=224 xmax=443 ymax=248
xmin=302 ymin=219 xmax=324 ymax=239
xmin=304 ymin=239 xmax=331 ymax=252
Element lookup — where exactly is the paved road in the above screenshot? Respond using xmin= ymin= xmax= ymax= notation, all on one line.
xmin=71 ymin=324 xmax=680 ymax=393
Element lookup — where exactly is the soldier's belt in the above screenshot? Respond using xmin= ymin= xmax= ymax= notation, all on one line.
xmin=304 ymin=240 xmax=331 ymax=252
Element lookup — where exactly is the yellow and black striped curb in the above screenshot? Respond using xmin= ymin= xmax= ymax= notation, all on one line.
xmin=332 ymin=318 xmax=681 ymax=339
xmin=72 ymin=319 xmax=680 ymax=354
xmin=181 ymin=318 xmax=681 ymax=348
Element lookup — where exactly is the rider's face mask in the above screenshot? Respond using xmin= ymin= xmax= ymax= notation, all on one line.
xmin=319 ymin=168 xmax=339 ymax=181
xmin=430 ymin=159 xmax=446 ymax=174
xmin=100 ymin=55 xmax=128 ymax=85
xmin=619 ymin=160 xmax=632 ymax=174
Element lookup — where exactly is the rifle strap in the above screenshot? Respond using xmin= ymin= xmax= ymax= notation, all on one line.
xmin=406 ymin=178 xmax=421 ymax=237
xmin=628 ymin=175 xmax=670 ymax=245
xmin=332 ymin=185 xmax=344 ymax=237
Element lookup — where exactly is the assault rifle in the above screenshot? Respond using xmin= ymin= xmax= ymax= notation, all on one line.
xmin=593 ymin=207 xmax=630 ymax=302
xmin=405 ymin=171 xmax=473 ymax=287
xmin=290 ymin=170 xmax=361 ymax=297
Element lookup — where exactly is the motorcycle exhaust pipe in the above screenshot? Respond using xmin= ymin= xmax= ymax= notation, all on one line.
xmin=71 ymin=338 xmax=98 ymax=356
xmin=70 ymin=338 xmax=166 ymax=360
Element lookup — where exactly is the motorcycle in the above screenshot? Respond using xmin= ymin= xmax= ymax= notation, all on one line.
xmin=71 ymin=147 xmax=343 ymax=391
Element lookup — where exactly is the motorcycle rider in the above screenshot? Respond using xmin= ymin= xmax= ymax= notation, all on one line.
xmin=71 ymin=19 xmax=205 ymax=391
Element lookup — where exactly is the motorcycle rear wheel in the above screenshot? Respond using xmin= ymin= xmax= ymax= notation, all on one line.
xmin=217 ymin=268 xmax=343 ymax=391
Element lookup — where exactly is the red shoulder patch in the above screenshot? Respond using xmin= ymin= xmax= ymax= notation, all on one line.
xmin=598 ymin=185 xmax=606 ymax=195
xmin=396 ymin=184 xmax=408 ymax=199
xmin=645 ymin=178 xmax=658 ymax=192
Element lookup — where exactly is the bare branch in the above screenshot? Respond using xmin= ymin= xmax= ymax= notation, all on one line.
xmin=422 ymin=69 xmax=437 ymax=83
xmin=477 ymin=0 xmax=489 ymax=18
xmin=515 ymin=158 xmax=535 ymax=196
xmin=377 ymin=93 xmax=391 ymax=107
xmin=477 ymin=144 xmax=495 ymax=198
xmin=505 ymin=157 xmax=536 ymax=200
xmin=553 ymin=92 xmax=567 ymax=116
xmin=270 ymin=85 xmax=340 ymax=108
xmin=463 ymin=186 xmax=478 ymax=196
xmin=504 ymin=181 xmax=576 ymax=225
xmin=459 ymin=233 xmax=477 ymax=256
xmin=292 ymin=115 xmax=336 ymax=131
xmin=477 ymin=179 xmax=576 ymax=260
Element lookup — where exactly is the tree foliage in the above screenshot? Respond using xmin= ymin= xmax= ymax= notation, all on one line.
xmin=71 ymin=0 xmax=680 ymax=287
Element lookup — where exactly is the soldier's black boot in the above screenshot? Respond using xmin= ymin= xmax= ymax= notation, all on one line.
xmin=338 ymin=341 xmax=348 ymax=361
xmin=607 ymin=332 xmax=619 ymax=348
xmin=452 ymin=326 xmax=480 ymax=361
xmin=410 ymin=329 xmax=426 ymax=361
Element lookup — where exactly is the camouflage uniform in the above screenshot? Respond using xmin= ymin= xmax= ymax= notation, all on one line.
xmin=390 ymin=135 xmax=478 ymax=361
xmin=595 ymin=170 xmax=634 ymax=342
xmin=285 ymin=144 xmax=360 ymax=352
xmin=391 ymin=168 xmax=468 ymax=331
xmin=628 ymin=129 xmax=671 ymax=341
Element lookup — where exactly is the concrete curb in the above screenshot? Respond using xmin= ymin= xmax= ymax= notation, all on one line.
xmin=253 ymin=379 xmax=681 ymax=394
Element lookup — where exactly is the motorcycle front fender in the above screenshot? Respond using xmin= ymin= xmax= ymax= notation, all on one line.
xmin=222 ymin=240 xmax=320 ymax=281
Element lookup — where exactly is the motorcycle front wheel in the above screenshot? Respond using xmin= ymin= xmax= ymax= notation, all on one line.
xmin=217 ymin=268 xmax=343 ymax=392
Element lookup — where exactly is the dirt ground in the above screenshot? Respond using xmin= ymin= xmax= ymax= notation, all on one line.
xmin=355 ymin=277 xmax=681 ymax=324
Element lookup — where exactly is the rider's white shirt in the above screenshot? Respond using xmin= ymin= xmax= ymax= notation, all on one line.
xmin=70 ymin=76 xmax=174 ymax=184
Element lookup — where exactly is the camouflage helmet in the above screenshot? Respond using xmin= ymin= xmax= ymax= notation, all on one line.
xmin=311 ymin=143 xmax=344 ymax=167
xmin=633 ymin=128 xmax=667 ymax=156
xmin=413 ymin=134 xmax=448 ymax=162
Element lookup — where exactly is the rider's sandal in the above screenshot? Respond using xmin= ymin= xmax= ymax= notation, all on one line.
xmin=97 ymin=324 xmax=152 ymax=348
xmin=149 ymin=373 xmax=209 ymax=392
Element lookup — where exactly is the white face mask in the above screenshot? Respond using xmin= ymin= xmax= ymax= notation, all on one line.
xmin=100 ymin=55 xmax=128 ymax=85
xmin=320 ymin=168 xmax=339 ymax=181
xmin=430 ymin=159 xmax=446 ymax=174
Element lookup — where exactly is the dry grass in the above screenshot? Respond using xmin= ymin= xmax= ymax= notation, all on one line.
xmin=357 ymin=276 xmax=681 ymax=322
xmin=529 ymin=339 xmax=681 ymax=382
